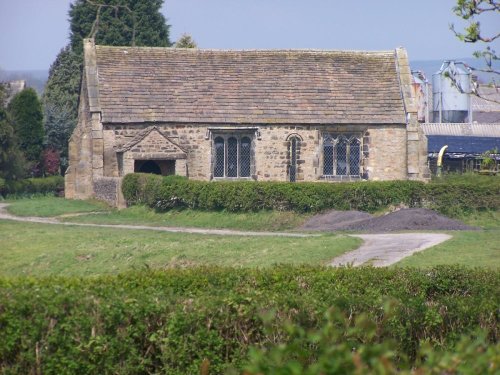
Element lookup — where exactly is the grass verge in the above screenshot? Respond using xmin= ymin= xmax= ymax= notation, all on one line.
xmin=394 ymin=229 xmax=500 ymax=269
xmin=5 ymin=197 xmax=309 ymax=231
xmin=0 ymin=220 xmax=359 ymax=277
xmin=64 ymin=205 xmax=309 ymax=231
xmin=5 ymin=196 xmax=108 ymax=217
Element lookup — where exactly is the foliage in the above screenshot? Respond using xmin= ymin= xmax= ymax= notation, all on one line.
xmin=0 ymin=176 xmax=64 ymax=197
xmin=42 ymin=45 xmax=82 ymax=170
xmin=0 ymin=81 xmax=7 ymax=107
xmin=43 ymin=1 xmax=172 ymax=170
xmin=242 ymin=308 xmax=499 ymax=375
xmin=0 ymin=266 xmax=498 ymax=374
xmin=42 ymin=148 xmax=61 ymax=176
xmin=450 ymin=0 xmax=499 ymax=82
xmin=0 ymin=107 xmax=27 ymax=181
xmin=480 ymin=147 xmax=499 ymax=170
xmin=69 ymin=0 xmax=172 ymax=55
xmin=451 ymin=0 xmax=499 ymax=44
xmin=122 ymin=173 xmax=500 ymax=216
xmin=7 ymin=88 xmax=44 ymax=164
xmin=175 ymin=33 xmax=197 ymax=48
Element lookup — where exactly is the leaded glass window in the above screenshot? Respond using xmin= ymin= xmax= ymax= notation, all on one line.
xmin=240 ymin=137 xmax=251 ymax=177
xmin=323 ymin=134 xmax=362 ymax=177
xmin=214 ymin=137 xmax=225 ymax=177
xmin=212 ymin=134 xmax=253 ymax=178
xmin=227 ymin=137 xmax=238 ymax=177
xmin=288 ymin=136 xmax=300 ymax=182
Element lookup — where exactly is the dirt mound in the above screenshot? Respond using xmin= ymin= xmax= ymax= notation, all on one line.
xmin=300 ymin=210 xmax=373 ymax=231
xmin=300 ymin=208 xmax=477 ymax=232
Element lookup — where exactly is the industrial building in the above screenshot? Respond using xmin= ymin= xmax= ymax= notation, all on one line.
xmin=412 ymin=61 xmax=500 ymax=174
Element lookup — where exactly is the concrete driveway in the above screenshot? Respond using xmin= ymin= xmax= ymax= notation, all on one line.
xmin=329 ymin=233 xmax=452 ymax=267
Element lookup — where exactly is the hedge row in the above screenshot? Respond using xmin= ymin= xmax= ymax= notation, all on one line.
xmin=0 ymin=176 xmax=64 ymax=197
xmin=122 ymin=173 xmax=500 ymax=215
xmin=0 ymin=266 xmax=498 ymax=374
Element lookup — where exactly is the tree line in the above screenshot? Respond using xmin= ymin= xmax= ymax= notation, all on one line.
xmin=1 ymin=0 xmax=196 ymax=186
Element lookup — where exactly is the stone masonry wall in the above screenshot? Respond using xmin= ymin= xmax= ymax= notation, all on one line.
xmin=65 ymin=76 xmax=94 ymax=199
xmin=102 ymin=123 xmax=408 ymax=182
xmin=94 ymin=177 xmax=120 ymax=206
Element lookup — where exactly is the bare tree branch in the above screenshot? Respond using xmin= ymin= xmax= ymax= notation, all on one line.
xmin=449 ymin=0 xmax=499 ymax=105
xmin=86 ymin=0 xmax=137 ymax=46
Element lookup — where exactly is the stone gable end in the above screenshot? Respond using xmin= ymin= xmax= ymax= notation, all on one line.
xmin=123 ymin=128 xmax=187 ymax=159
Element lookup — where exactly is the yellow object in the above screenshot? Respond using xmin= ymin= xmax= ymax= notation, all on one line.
xmin=437 ymin=145 xmax=448 ymax=167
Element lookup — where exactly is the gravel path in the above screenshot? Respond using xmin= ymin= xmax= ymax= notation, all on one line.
xmin=0 ymin=203 xmax=309 ymax=238
xmin=329 ymin=233 xmax=452 ymax=267
xmin=0 ymin=203 xmax=453 ymax=266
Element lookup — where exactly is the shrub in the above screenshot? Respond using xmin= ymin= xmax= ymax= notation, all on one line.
xmin=7 ymin=88 xmax=44 ymax=163
xmin=0 ymin=266 xmax=498 ymax=374
xmin=42 ymin=148 xmax=60 ymax=176
xmin=122 ymin=173 xmax=500 ymax=214
xmin=1 ymin=176 xmax=64 ymax=197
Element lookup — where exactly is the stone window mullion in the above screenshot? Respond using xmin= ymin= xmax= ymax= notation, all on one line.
xmin=333 ymin=139 xmax=337 ymax=176
xmin=346 ymin=140 xmax=351 ymax=176
xmin=237 ymin=138 xmax=241 ymax=177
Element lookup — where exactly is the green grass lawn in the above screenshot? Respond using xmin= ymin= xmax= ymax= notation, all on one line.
xmin=5 ymin=197 xmax=308 ymax=231
xmin=5 ymin=196 xmax=108 ymax=217
xmin=3 ymin=197 xmax=499 ymax=271
xmin=63 ymin=205 xmax=309 ymax=231
xmin=394 ymin=210 xmax=500 ymax=268
xmin=395 ymin=229 xmax=500 ymax=268
xmin=0 ymin=220 xmax=360 ymax=277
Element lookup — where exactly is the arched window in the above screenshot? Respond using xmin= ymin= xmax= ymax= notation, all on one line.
xmin=288 ymin=136 xmax=300 ymax=182
xmin=212 ymin=134 xmax=253 ymax=178
xmin=323 ymin=134 xmax=362 ymax=177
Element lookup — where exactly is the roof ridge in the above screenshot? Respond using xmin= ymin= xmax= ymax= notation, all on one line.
xmin=94 ymin=45 xmax=396 ymax=54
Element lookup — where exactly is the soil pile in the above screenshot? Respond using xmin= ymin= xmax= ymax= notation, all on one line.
xmin=300 ymin=210 xmax=373 ymax=231
xmin=300 ymin=208 xmax=478 ymax=232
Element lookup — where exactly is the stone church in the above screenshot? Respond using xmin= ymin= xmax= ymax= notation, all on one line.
xmin=65 ymin=38 xmax=429 ymax=205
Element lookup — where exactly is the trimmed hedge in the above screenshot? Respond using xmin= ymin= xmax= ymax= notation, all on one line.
xmin=0 ymin=266 xmax=498 ymax=374
xmin=122 ymin=173 xmax=500 ymax=215
xmin=0 ymin=176 xmax=64 ymax=197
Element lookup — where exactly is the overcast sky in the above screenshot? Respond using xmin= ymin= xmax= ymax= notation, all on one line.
xmin=0 ymin=0 xmax=498 ymax=71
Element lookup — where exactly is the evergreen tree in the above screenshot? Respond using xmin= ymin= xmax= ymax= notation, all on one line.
xmin=0 ymin=82 xmax=6 ymax=108
xmin=0 ymin=104 xmax=27 ymax=182
xmin=42 ymin=45 xmax=82 ymax=169
xmin=8 ymin=88 xmax=44 ymax=164
xmin=175 ymin=33 xmax=197 ymax=48
xmin=69 ymin=0 xmax=171 ymax=55
xmin=43 ymin=0 xmax=172 ymax=172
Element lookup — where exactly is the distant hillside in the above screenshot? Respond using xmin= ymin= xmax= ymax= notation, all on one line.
xmin=410 ymin=57 xmax=498 ymax=84
xmin=0 ymin=70 xmax=48 ymax=94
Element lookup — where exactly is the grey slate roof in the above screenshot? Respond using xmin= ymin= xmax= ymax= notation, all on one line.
xmin=91 ymin=45 xmax=407 ymax=125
